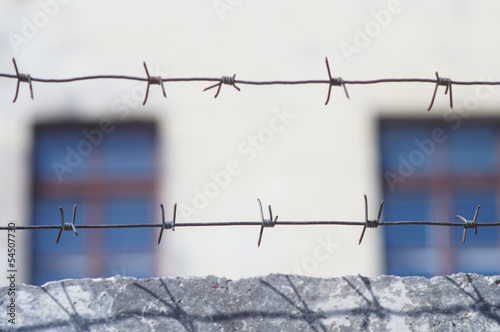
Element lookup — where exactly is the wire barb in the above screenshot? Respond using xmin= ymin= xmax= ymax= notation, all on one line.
xmin=12 ymin=58 xmax=34 ymax=103
xmin=158 ymin=203 xmax=177 ymax=245
xmin=203 ymin=74 xmax=241 ymax=98
xmin=257 ymin=198 xmax=278 ymax=247
xmin=56 ymin=204 xmax=78 ymax=244
xmin=455 ymin=205 xmax=480 ymax=244
xmin=143 ymin=61 xmax=167 ymax=105
xmin=324 ymin=57 xmax=350 ymax=105
xmin=428 ymin=71 xmax=453 ymax=111
xmin=358 ymin=194 xmax=384 ymax=245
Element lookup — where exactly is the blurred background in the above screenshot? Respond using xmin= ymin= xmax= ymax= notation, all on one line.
xmin=1 ymin=0 xmax=500 ymax=286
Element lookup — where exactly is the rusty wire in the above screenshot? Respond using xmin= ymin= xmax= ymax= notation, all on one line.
xmin=2 ymin=57 xmax=499 ymax=246
xmin=2 ymin=57 xmax=500 ymax=109
xmin=0 ymin=197 xmax=496 ymax=247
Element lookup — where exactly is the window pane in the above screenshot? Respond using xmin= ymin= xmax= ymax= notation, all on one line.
xmin=104 ymin=125 xmax=155 ymax=176
xmin=384 ymin=191 xmax=433 ymax=276
xmin=104 ymin=197 xmax=154 ymax=277
xmin=384 ymin=191 xmax=430 ymax=247
xmin=32 ymin=198 xmax=86 ymax=285
xmin=449 ymin=123 xmax=497 ymax=171
xmin=104 ymin=196 xmax=153 ymax=250
xmin=34 ymin=128 xmax=86 ymax=179
xmin=380 ymin=123 xmax=431 ymax=173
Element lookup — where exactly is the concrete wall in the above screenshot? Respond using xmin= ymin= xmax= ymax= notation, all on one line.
xmin=2 ymin=273 xmax=500 ymax=331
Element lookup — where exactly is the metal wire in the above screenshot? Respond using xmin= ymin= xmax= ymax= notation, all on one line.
xmin=2 ymin=57 xmax=499 ymax=245
xmin=1 ymin=199 xmax=498 ymax=246
xmin=3 ymin=57 xmax=500 ymax=108
xmin=3 ymin=220 xmax=500 ymax=230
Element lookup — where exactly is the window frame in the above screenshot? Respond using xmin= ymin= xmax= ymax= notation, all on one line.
xmin=31 ymin=121 xmax=159 ymax=285
xmin=379 ymin=117 xmax=500 ymax=276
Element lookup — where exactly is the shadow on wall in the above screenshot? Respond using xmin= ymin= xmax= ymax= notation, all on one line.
xmin=4 ymin=273 xmax=500 ymax=331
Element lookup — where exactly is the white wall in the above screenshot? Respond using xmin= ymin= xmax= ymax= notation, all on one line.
xmin=1 ymin=0 xmax=500 ymax=286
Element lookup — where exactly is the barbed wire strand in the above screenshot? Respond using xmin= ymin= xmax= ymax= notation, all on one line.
xmin=1 ymin=198 xmax=496 ymax=246
xmin=3 ymin=57 xmax=500 ymax=109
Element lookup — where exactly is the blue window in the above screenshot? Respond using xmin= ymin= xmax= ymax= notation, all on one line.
xmin=34 ymin=128 xmax=87 ymax=179
xmin=380 ymin=124 xmax=433 ymax=173
xmin=32 ymin=122 xmax=157 ymax=286
xmin=104 ymin=126 xmax=156 ymax=176
xmin=384 ymin=191 xmax=433 ymax=277
xmin=380 ymin=119 xmax=500 ymax=276
xmin=32 ymin=199 xmax=87 ymax=285
xmin=449 ymin=124 xmax=497 ymax=172
xmin=104 ymin=197 xmax=154 ymax=278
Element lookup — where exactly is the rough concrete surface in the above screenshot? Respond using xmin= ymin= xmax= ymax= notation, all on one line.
xmin=1 ymin=273 xmax=500 ymax=331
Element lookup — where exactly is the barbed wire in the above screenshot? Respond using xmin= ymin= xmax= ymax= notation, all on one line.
xmin=2 ymin=58 xmax=500 ymax=110
xmin=2 ymin=58 xmax=498 ymax=247
xmin=1 ymin=196 xmax=496 ymax=246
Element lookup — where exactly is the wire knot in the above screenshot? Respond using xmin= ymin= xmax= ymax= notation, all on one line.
xmin=257 ymin=198 xmax=278 ymax=247
xmin=148 ymin=75 xmax=163 ymax=85
xmin=143 ymin=61 xmax=167 ymax=105
xmin=463 ymin=219 xmax=476 ymax=229
xmin=203 ymin=74 xmax=241 ymax=98
xmin=428 ymin=71 xmax=453 ymax=111
xmin=436 ymin=75 xmax=451 ymax=87
xmin=12 ymin=58 xmax=34 ymax=103
xmin=158 ymin=203 xmax=177 ymax=244
xmin=365 ymin=219 xmax=380 ymax=229
xmin=329 ymin=77 xmax=345 ymax=87
xmin=17 ymin=73 xmax=31 ymax=83
xmin=221 ymin=75 xmax=235 ymax=86
xmin=262 ymin=217 xmax=277 ymax=228
xmin=56 ymin=204 xmax=78 ymax=244
xmin=456 ymin=205 xmax=480 ymax=244
xmin=358 ymin=194 xmax=384 ymax=245
xmin=325 ymin=57 xmax=349 ymax=105
xmin=61 ymin=222 xmax=74 ymax=231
